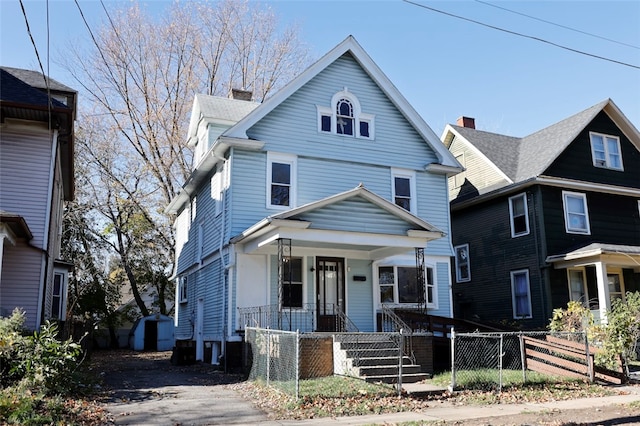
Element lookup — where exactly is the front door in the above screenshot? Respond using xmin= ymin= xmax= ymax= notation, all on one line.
xmin=316 ymin=257 xmax=345 ymax=332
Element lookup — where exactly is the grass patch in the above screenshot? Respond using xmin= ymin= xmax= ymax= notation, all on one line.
xmin=299 ymin=376 xmax=396 ymax=398
xmin=233 ymin=372 xmax=621 ymax=420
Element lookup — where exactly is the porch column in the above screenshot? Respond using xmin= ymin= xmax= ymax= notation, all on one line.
xmin=277 ymin=238 xmax=292 ymax=330
xmin=594 ymin=261 xmax=610 ymax=324
xmin=415 ymin=247 xmax=426 ymax=312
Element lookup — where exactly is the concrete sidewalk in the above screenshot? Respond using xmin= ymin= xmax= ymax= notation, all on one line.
xmin=271 ymin=385 xmax=640 ymax=425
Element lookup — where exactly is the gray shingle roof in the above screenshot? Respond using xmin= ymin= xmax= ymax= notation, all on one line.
xmin=452 ymin=99 xmax=611 ymax=182
xmin=1 ymin=66 xmax=74 ymax=92
xmin=195 ymin=93 xmax=260 ymax=123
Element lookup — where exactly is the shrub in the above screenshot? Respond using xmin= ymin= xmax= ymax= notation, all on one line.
xmin=12 ymin=321 xmax=82 ymax=394
xmin=550 ymin=294 xmax=640 ymax=370
xmin=1 ymin=311 xmax=82 ymax=394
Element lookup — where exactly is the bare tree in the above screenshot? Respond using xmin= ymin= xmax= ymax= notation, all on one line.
xmin=62 ymin=0 xmax=311 ymax=316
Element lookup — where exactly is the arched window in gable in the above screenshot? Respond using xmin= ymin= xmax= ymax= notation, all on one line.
xmin=336 ymin=98 xmax=354 ymax=135
xmin=317 ymin=88 xmax=374 ymax=139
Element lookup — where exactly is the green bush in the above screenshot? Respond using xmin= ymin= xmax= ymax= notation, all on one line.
xmin=549 ymin=294 xmax=640 ymax=370
xmin=0 ymin=310 xmax=82 ymax=394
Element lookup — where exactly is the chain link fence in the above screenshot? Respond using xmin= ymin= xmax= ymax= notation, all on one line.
xmin=244 ymin=328 xmax=405 ymax=398
xmin=451 ymin=330 xmax=589 ymax=392
xmin=245 ymin=327 xmax=299 ymax=398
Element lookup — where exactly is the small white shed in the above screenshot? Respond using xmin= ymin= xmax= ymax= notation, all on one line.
xmin=129 ymin=314 xmax=175 ymax=351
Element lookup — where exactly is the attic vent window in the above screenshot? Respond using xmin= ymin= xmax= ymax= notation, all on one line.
xmin=589 ymin=132 xmax=623 ymax=171
xmin=317 ymin=89 xmax=374 ymax=139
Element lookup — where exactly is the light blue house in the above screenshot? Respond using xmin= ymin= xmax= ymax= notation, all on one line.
xmin=167 ymin=36 xmax=462 ymax=363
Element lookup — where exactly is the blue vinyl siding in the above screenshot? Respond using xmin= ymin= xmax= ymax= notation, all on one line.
xmin=298 ymin=197 xmax=415 ymax=235
xmin=202 ymin=258 xmax=225 ymax=340
xmin=346 ymin=259 xmax=374 ymax=331
xmin=247 ymin=54 xmax=438 ymax=170
xmin=429 ymin=262 xmax=452 ymax=317
xmin=418 ymin=173 xmax=454 ymax=256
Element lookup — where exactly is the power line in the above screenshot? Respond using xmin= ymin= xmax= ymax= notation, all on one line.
xmin=475 ymin=0 xmax=640 ymax=50
xmin=402 ymin=0 xmax=640 ymax=70
xmin=18 ymin=0 xmax=51 ymax=94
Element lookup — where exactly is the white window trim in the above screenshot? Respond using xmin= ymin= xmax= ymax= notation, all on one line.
xmin=211 ymin=164 xmax=223 ymax=216
xmin=317 ymin=89 xmax=375 ymax=140
xmin=510 ymin=269 xmax=532 ymax=319
xmin=266 ymin=152 xmax=297 ymax=210
xmin=508 ymin=193 xmax=530 ymax=238
xmin=454 ymin=244 xmax=471 ymax=283
xmin=589 ymin=131 xmax=623 ymax=171
xmin=374 ymin=259 xmax=436 ymax=308
xmin=197 ymin=223 xmax=204 ymax=265
xmin=391 ymin=168 xmax=417 ymax=214
xmin=425 ymin=264 xmax=437 ymax=309
xmin=178 ymin=276 xmax=188 ymax=303
xmin=562 ymin=191 xmax=591 ymax=235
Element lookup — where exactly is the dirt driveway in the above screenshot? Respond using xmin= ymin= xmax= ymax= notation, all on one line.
xmin=93 ymin=350 xmax=271 ymax=425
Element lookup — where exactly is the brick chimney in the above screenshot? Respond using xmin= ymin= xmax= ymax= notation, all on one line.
xmin=231 ymin=88 xmax=253 ymax=101
xmin=457 ymin=116 xmax=475 ymax=129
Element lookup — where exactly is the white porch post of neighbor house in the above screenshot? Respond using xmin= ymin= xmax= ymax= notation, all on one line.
xmin=594 ymin=261 xmax=610 ymax=324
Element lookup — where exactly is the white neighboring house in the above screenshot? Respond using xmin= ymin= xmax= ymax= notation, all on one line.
xmin=0 ymin=67 xmax=76 ymax=330
xmin=167 ymin=36 xmax=462 ymax=363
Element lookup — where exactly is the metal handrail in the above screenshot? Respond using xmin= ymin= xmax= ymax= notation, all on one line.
xmin=238 ymin=303 xmax=359 ymax=332
xmin=336 ymin=306 xmax=360 ymax=332
xmin=381 ymin=304 xmax=415 ymax=364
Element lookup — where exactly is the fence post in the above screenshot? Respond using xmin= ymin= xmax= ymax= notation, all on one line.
xmin=519 ymin=331 xmax=526 ymax=383
xmin=584 ymin=331 xmax=594 ymax=383
xmin=499 ymin=333 xmax=504 ymax=393
xmin=449 ymin=328 xmax=456 ymax=392
xmin=398 ymin=329 xmax=404 ymax=396
xmin=266 ymin=329 xmax=271 ymax=387
xmin=295 ymin=330 xmax=300 ymax=400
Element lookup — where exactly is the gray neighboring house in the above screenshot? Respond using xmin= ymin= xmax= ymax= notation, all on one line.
xmin=0 ymin=66 xmax=76 ymax=330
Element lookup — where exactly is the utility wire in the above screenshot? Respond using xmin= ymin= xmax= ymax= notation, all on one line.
xmin=475 ymin=0 xmax=640 ymax=50
xmin=74 ymin=0 xmax=119 ymax=86
xmin=402 ymin=0 xmax=640 ymax=70
xmin=18 ymin=0 xmax=51 ymax=97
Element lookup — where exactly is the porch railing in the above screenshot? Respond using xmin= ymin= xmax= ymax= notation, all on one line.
xmin=380 ymin=305 xmax=415 ymax=364
xmin=238 ymin=303 xmax=359 ymax=332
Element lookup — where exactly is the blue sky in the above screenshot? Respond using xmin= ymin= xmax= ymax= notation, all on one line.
xmin=2 ymin=0 xmax=639 ymax=138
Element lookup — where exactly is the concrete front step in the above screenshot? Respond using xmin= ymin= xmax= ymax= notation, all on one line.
xmin=352 ymin=356 xmax=413 ymax=367
xmin=364 ymin=372 xmax=431 ymax=384
xmin=345 ymin=348 xmax=399 ymax=358
xmin=359 ymin=364 xmax=422 ymax=377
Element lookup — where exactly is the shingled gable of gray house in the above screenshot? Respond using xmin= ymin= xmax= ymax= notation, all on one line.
xmin=442 ymin=99 xmax=640 ymax=329
xmin=166 ymin=36 xmax=462 ymax=365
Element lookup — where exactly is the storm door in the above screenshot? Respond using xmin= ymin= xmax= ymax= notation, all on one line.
xmin=316 ymin=257 xmax=345 ymax=332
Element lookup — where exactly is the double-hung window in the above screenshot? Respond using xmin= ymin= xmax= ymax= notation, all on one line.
xmin=267 ymin=153 xmax=297 ymax=209
xmin=282 ymin=257 xmax=304 ymax=309
xmin=391 ymin=169 xmax=416 ymax=213
xmin=590 ymin=132 xmax=623 ymax=170
xmin=51 ymin=272 xmax=65 ymax=320
xmin=508 ymin=193 xmax=529 ymax=237
xmin=378 ymin=264 xmax=435 ymax=306
xmin=455 ymin=244 xmax=470 ymax=282
xmin=562 ymin=191 xmax=590 ymax=234
xmin=511 ymin=269 xmax=532 ymax=319
xmin=568 ymin=268 xmax=588 ymax=304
